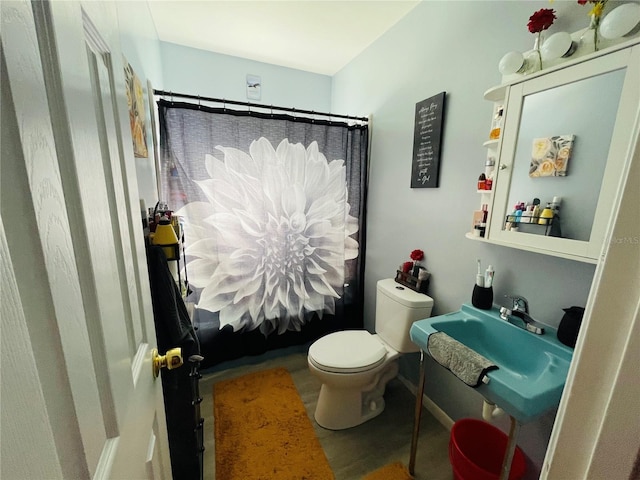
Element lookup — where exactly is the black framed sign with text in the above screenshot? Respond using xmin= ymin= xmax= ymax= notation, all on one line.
xmin=411 ymin=92 xmax=446 ymax=188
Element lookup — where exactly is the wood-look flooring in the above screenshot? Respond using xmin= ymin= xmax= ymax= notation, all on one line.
xmin=199 ymin=350 xmax=452 ymax=480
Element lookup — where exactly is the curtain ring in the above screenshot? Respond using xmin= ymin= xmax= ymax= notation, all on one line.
xmin=223 ymin=99 xmax=226 ymax=111
xmin=270 ymin=104 xmax=274 ymax=118
xmin=311 ymin=110 xmax=315 ymax=123
xmin=170 ymin=91 xmax=173 ymax=104
xmin=198 ymin=95 xmax=201 ymax=109
xmin=292 ymin=107 xmax=296 ymax=120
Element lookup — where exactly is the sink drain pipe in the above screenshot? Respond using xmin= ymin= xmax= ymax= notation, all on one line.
xmin=482 ymin=400 xmax=504 ymax=421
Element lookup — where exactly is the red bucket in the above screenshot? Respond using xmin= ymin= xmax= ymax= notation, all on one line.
xmin=449 ymin=418 xmax=526 ymax=480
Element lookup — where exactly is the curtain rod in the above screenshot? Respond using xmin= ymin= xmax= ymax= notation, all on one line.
xmin=153 ymin=89 xmax=368 ymax=123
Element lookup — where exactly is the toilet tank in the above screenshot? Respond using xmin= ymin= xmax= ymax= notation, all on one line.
xmin=375 ymin=278 xmax=434 ymax=353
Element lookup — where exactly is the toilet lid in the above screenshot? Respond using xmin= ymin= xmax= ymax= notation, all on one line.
xmin=309 ymin=330 xmax=387 ymax=373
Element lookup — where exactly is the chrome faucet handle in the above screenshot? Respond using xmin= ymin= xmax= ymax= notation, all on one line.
xmin=499 ymin=306 xmax=512 ymax=320
xmin=504 ymin=295 xmax=529 ymax=313
xmin=525 ymin=323 xmax=544 ymax=335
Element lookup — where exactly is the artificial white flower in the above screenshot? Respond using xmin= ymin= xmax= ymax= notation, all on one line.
xmin=177 ymin=137 xmax=359 ymax=335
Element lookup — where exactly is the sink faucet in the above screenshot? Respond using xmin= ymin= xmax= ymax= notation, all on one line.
xmin=499 ymin=295 xmax=545 ymax=335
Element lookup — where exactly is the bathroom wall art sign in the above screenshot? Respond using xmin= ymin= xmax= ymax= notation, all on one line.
xmin=529 ymin=134 xmax=575 ymax=177
xmin=411 ymin=92 xmax=446 ymax=188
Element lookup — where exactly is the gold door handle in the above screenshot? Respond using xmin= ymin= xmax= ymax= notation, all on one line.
xmin=152 ymin=347 xmax=183 ymax=378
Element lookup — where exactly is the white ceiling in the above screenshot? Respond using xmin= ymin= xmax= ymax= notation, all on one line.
xmin=147 ymin=0 xmax=421 ymax=75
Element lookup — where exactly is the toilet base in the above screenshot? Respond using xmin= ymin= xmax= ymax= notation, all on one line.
xmin=313 ymin=361 xmax=399 ymax=430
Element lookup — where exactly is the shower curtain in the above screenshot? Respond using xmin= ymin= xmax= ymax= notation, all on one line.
xmin=158 ymin=100 xmax=368 ymax=369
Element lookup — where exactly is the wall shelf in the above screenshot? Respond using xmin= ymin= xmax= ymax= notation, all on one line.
xmin=483 ymin=139 xmax=499 ymax=148
xmin=483 ymin=84 xmax=507 ymax=102
xmin=395 ymin=269 xmax=430 ymax=294
xmin=465 ymin=232 xmax=490 ymax=242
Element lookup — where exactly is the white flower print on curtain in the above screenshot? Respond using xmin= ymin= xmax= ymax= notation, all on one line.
xmin=176 ymin=137 xmax=359 ymax=335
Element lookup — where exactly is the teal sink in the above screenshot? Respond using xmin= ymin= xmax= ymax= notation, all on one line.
xmin=410 ymin=304 xmax=574 ymax=424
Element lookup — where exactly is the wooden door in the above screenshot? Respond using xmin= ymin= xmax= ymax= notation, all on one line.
xmin=1 ymin=1 xmax=170 ymax=478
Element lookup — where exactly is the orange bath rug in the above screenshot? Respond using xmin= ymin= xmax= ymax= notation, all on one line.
xmin=214 ymin=367 xmax=334 ymax=480
xmin=362 ymin=461 xmax=414 ymax=480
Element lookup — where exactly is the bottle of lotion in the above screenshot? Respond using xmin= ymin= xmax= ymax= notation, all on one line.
xmin=539 ymin=203 xmax=554 ymax=225
xmin=532 ymin=204 xmax=540 ymax=223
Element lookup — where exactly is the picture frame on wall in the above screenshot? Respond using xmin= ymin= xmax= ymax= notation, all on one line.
xmin=246 ymin=74 xmax=261 ymax=100
xmin=529 ymin=135 xmax=575 ymax=177
xmin=123 ymin=58 xmax=149 ymax=158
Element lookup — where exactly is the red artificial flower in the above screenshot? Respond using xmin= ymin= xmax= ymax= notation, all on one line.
xmin=410 ymin=249 xmax=424 ymax=262
xmin=577 ymin=0 xmax=589 ymax=4
xmin=527 ymin=8 xmax=556 ymax=33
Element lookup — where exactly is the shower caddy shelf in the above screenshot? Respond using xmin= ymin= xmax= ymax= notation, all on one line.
xmin=394 ymin=270 xmax=429 ymax=294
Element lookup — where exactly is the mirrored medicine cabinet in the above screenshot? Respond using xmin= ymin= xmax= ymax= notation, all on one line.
xmin=473 ymin=42 xmax=640 ymax=264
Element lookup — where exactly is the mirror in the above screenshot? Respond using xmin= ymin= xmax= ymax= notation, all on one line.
xmin=505 ymin=68 xmax=626 ymax=241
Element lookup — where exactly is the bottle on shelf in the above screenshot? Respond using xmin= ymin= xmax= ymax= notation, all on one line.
xmin=489 ymin=106 xmax=504 ymax=140
xmin=472 ymin=205 xmax=489 ymax=237
xmin=532 ymin=203 xmax=540 ymax=222
xmin=548 ymin=196 xmax=563 ymax=237
xmin=521 ymin=204 xmax=532 ymax=224
xmin=478 ymin=173 xmax=486 ymax=190
xmin=479 ymin=204 xmax=488 ymax=237
xmin=538 ymin=203 xmax=554 ymax=225
xmin=484 ymin=158 xmax=495 ymax=190
xmin=530 ymin=198 xmax=541 ymax=223
xmin=485 ymin=177 xmax=492 ymax=191
xmin=505 ymin=203 xmax=517 ymax=230
xmin=507 ymin=204 xmax=519 ymax=223
xmin=515 ymin=206 xmax=523 ymax=223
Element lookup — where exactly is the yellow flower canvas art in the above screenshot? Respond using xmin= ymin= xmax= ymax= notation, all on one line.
xmin=124 ymin=59 xmax=149 ymax=158
xmin=529 ymin=135 xmax=574 ymax=177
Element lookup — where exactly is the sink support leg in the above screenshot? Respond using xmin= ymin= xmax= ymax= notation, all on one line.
xmin=499 ymin=415 xmax=521 ymax=480
xmin=409 ymin=350 xmax=426 ymax=476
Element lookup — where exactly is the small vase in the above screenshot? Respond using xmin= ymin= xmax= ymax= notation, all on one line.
xmin=580 ymin=14 xmax=601 ymax=52
xmin=523 ymin=34 xmax=544 ymax=74
xmin=533 ymin=34 xmax=543 ymax=71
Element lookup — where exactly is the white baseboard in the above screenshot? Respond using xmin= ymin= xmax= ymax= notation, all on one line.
xmin=397 ymin=374 xmax=455 ymax=431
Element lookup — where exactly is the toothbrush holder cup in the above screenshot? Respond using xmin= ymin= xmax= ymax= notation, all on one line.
xmin=472 ymin=285 xmax=493 ymax=310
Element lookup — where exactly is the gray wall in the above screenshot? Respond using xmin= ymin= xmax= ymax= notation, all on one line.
xmin=160 ymin=41 xmax=332 ymax=113
xmin=129 ymin=35 xmax=333 ymax=212
xmin=116 ymin=1 xmax=164 ymax=209
xmin=331 ymin=2 xmax=604 ymax=477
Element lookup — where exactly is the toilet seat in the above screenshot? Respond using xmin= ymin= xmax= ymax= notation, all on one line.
xmin=308 ymin=330 xmax=388 ymax=373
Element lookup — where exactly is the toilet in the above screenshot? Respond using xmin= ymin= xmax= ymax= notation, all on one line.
xmin=308 ymin=278 xmax=434 ymax=430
